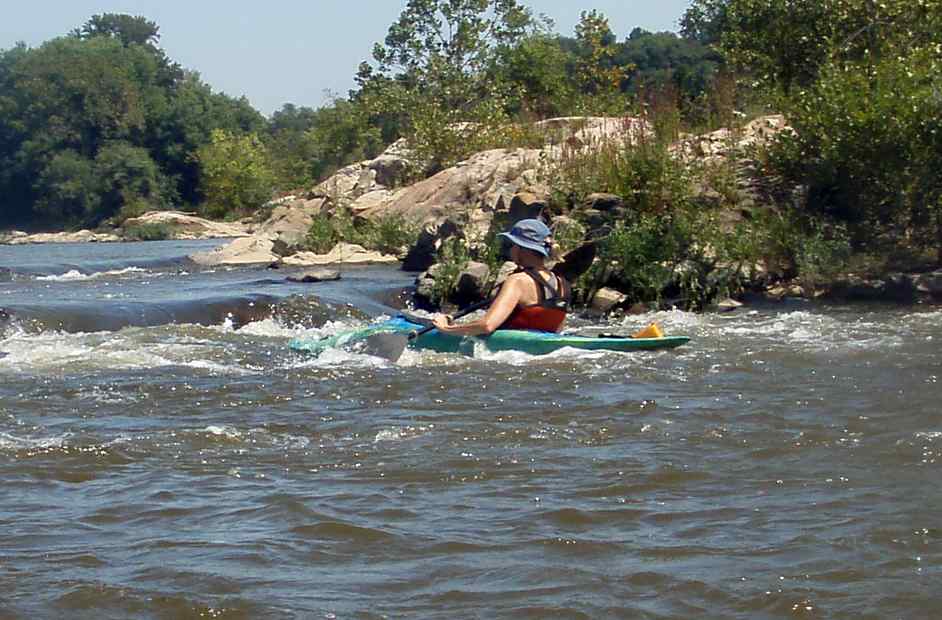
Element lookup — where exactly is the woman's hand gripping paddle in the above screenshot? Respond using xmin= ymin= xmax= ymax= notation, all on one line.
xmin=364 ymin=297 xmax=493 ymax=362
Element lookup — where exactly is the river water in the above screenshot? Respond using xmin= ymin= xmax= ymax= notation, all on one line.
xmin=1 ymin=240 xmax=939 ymax=619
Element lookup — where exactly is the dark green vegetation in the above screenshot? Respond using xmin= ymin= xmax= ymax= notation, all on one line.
xmin=684 ymin=0 xmax=942 ymax=268
xmin=2 ymin=1 xmax=939 ymax=308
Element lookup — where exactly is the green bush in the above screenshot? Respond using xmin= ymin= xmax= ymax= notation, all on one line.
xmin=123 ymin=222 xmax=172 ymax=241
xmin=771 ymin=47 xmax=942 ymax=258
xmin=197 ymin=129 xmax=276 ymax=220
xmin=305 ymin=208 xmax=421 ymax=257
xmin=428 ymin=237 xmax=472 ymax=306
xmin=545 ymin=122 xmax=693 ymax=216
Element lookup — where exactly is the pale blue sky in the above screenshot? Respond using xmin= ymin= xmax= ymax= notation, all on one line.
xmin=1 ymin=1 xmax=693 ymax=115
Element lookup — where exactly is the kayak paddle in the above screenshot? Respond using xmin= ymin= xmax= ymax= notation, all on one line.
xmin=364 ymin=297 xmax=493 ymax=362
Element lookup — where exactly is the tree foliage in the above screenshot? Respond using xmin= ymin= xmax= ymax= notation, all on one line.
xmin=197 ymin=129 xmax=275 ymax=219
xmin=0 ymin=15 xmax=266 ymax=227
xmin=685 ymin=0 xmax=942 ymax=260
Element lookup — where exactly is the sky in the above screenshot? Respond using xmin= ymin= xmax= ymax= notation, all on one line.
xmin=1 ymin=0 xmax=693 ymax=116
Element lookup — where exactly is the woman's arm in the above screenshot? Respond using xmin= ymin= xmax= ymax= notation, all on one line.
xmin=432 ymin=277 xmax=522 ymax=336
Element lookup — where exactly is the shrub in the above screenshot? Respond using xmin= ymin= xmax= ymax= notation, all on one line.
xmin=544 ymin=119 xmax=693 ymax=216
xmin=197 ymin=130 xmax=276 ymax=220
xmin=123 ymin=222 xmax=172 ymax=241
xmin=428 ymin=237 xmax=472 ymax=306
xmin=770 ymin=47 xmax=942 ymax=261
xmin=305 ymin=208 xmax=421 ymax=258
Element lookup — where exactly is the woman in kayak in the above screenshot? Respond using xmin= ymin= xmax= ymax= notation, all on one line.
xmin=432 ymin=219 xmax=571 ymax=336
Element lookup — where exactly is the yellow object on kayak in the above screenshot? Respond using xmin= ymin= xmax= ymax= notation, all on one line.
xmin=631 ymin=322 xmax=664 ymax=339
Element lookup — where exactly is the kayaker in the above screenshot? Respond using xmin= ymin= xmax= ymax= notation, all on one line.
xmin=432 ymin=219 xmax=571 ymax=336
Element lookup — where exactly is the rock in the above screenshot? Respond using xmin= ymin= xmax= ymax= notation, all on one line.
xmin=255 ymin=198 xmax=325 ymax=252
xmin=286 ymin=268 xmax=341 ymax=283
xmin=916 ymin=270 xmax=942 ymax=298
xmin=584 ymin=193 xmax=624 ymax=212
xmin=122 ymin=211 xmax=250 ymax=240
xmin=536 ymin=116 xmax=649 ymax=149
xmin=454 ymin=261 xmax=491 ymax=305
xmin=626 ymin=302 xmax=654 ymax=315
xmin=402 ymin=219 xmax=461 ymax=272
xmin=508 ymin=192 xmax=546 ymax=221
xmin=189 ymin=236 xmax=279 ymax=266
xmin=369 ymin=150 xmax=412 ymax=187
xmin=279 ymin=243 xmax=398 ymax=266
xmin=765 ymin=285 xmax=787 ymax=300
xmin=415 ymin=263 xmax=444 ymax=303
xmin=716 ymin=298 xmax=744 ymax=312
xmin=786 ymin=285 xmax=804 ymax=298
xmin=582 ymin=208 xmax=608 ymax=229
xmin=591 ymin=287 xmax=627 ymax=313
xmin=6 ymin=229 xmax=121 ymax=244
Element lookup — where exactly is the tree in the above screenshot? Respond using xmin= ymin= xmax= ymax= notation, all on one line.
xmin=197 ymin=129 xmax=275 ymax=219
xmin=94 ymin=142 xmax=166 ymax=222
xmin=75 ymin=14 xmax=161 ymax=47
xmin=681 ymin=0 xmax=942 ymax=94
xmin=493 ymin=33 xmax=576 ymax=117
xmin=33 ymin=151 xmax=98 ymax=224
xmin=355 ymin=0 xmax=536 ymax=171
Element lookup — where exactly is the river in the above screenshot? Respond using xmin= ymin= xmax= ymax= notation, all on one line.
xmin=1 ymin=240 xmax=939 ymax=619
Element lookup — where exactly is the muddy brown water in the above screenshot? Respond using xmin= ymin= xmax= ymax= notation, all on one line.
xmin=1 ymin=240 xmax=939 ymax=619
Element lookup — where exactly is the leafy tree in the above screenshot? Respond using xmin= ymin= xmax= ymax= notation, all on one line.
xmin=197 ymin=129 xmax=275 ymax=219
xmin=94 ymin=141 xmax=166 ymax=222
xmin=681 ymin=0 xmax=942 ymax=94
xmin=355 ymin=0 xmax=536 ymax=171
xmin=74 ymin=13 xmax=161 ymax=47
xmin=492 ymin=33 xmax=576 ymax=118
xmin=33 ymin=151 xmax=99 ymax=224
xmin=573 ymin=10 xmax=627 ymax=99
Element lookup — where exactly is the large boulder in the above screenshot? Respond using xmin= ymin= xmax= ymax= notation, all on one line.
xmin=279 ymin=242 xmax=398 ymax=267
xmin=255 ymin=197 xmax=326 ymax=253
xmin=454 ymin=261 xmax=491 ymax=306
xmin=286 ymin=268 xmax=342 ymax=283
xmin=121 ymin=211 xmax=251 ymax=240
xmin=189 ymin=236 xmax=279 ymax=266
xmin=590 ymin=287 xmax=627 ymax=313
xmin=401 ymin=218 xmax=462 ymax=272
xmin=916 ymin=271 xmax=942 ymax=299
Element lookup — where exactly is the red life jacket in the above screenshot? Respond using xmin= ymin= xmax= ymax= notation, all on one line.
xmin=500 ymin=268 xmax=570 ymax=332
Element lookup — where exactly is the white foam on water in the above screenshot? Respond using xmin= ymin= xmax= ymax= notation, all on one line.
xmin=203 ymin=425 xmax=243 ymax=440
xmin=0 ymin=431 xmax=71 ymax=452
xmin=471 ymin=342 xmax=609 ymax=366
xmin=0 ymin=330 xmax=252 ymax=375
xmin=287 ymin=345 xmax=392 ymax=370
xmin=373 ymin=425 xmax=434 ymax=443
xmin=35 ymin=267 xmax=148 ymax=282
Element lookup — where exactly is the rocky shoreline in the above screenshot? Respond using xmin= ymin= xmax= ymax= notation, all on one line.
xmin=4 ymin=115 xmax=940 ymax=308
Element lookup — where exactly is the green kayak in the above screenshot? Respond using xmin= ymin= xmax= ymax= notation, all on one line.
xmin=290 ymin=316 xmax=690 ymax=356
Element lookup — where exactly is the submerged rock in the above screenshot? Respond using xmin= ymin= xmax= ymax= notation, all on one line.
xmin=286 ymin=268 xmax=341 ymax=283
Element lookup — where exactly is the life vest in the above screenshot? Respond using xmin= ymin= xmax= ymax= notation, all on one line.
xmin=500 ymin=268 xmax=570 ymax=332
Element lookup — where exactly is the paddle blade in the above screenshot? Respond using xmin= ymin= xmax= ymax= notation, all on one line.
xmin=363 ymin=332 xmax=410 ymax=362
xmin=552 ymin=242 xmax=596 ymax=281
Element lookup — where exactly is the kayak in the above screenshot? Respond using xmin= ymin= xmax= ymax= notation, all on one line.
xmin=290 ymin=316 xmax=690 ymax=356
